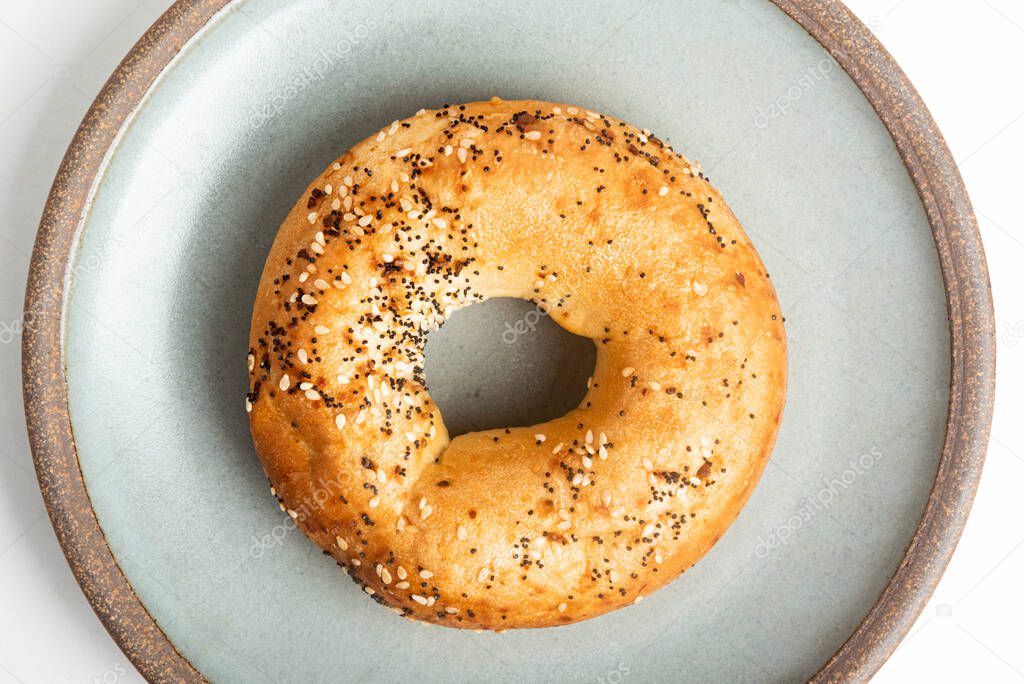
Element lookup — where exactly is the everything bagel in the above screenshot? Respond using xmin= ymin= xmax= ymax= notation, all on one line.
xmin=247 ymin=98 xmax=786 ymax=629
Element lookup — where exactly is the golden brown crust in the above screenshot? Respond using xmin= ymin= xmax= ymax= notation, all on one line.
xmin=247 ymin=98 xmax=786 ymax=629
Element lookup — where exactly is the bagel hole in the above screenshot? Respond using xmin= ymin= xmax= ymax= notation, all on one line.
xmin=423 ymin=298 xmax=596 ymax=438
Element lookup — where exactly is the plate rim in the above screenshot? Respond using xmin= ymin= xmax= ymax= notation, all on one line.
xmin=21 ymin=0 xmax=995 ymax=681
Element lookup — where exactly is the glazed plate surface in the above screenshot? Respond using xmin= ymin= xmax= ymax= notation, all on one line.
xmin=62 ymin=0 xmax=950 ymax=680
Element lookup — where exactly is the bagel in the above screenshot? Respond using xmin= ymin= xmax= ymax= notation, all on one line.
xmin=247 ymin=98 xmax=786 ymax=630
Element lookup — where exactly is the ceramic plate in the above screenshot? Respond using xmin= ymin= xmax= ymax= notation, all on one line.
xmin=24 ymin=0 xmax=994 ymax=682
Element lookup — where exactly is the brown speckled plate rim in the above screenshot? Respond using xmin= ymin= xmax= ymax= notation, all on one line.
xmin=21 ymin=1 xmax=995 ymax=682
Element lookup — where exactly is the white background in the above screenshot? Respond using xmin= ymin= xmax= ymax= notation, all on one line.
xmin=0 ymin=1 xmax=1020 ymax=682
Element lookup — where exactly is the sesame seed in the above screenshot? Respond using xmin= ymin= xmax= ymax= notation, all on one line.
xmin=622 ymin=367 xmax=635 ymax=377
xmin=279 ymin=374 xmax=290 ymax=391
